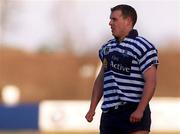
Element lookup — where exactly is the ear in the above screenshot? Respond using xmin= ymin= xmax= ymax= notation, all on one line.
xmin=125 ymin=17 xmax=133 ymax=27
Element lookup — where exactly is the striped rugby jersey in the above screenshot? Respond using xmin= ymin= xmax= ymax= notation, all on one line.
xmin=99 ymin=29 xmax=159 ymax=111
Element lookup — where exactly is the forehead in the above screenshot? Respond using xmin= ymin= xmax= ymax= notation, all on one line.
xmin=110 ymin=10 xmax=123 ymax=18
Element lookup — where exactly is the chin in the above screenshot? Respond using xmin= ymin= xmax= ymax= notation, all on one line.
xmin=112 ymin=33 xmax=116 ymax=36
xmin=112 ymin=33 xmax=117 ymax=37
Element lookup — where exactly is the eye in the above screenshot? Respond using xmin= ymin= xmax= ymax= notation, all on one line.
xmin=110 ymin=17 xmax=117 ymax=22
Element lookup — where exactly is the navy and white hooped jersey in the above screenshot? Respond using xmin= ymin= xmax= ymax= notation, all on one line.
xmin=99 ymin=29 xmax=159 ymax=111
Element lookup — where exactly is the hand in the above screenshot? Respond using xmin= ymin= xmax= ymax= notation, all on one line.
xmin=85 ymin=110 xmax=95 ymax=122
xmin=130 ymin=109 xmax=144 ymax=123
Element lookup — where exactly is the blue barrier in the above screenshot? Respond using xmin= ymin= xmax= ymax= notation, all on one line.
xmin=0 ymin=104 xmax=39 ymax=130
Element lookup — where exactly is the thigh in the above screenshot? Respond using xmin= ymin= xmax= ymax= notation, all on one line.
xmin=99 ymin=112 xmax=125 ymax=134
xmin=130 ymin=130 xmax=149 ymax=134
xmin=128 ymin=105 xmax=151 ymax=133
xmin=100 ymin=126 xmax=118 ymax=134
xmin=99 ymin=113 xmax=117 ymax=134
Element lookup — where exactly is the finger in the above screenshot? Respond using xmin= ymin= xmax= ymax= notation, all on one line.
xmin=86 ymin=114 xmax=93 ymax=122
xmin=130 ymin=116 xmax=138 ymax=123
xmin=130 ymin=116 xmax=134 ymax=123
xmin=87 ymin=116 xmax=93 ymax=122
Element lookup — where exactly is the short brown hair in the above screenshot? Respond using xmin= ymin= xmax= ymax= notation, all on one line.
xmin=111 ymin=4 xmax=137 ymax=27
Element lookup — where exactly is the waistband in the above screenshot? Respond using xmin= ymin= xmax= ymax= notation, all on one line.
xmin=103 ymin=102 xmax=138 ymax=113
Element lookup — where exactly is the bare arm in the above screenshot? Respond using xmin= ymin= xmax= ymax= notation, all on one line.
xmin=130 ymin=65 xmax=157 ymax=123
xmin=85 ymin=64 xmax=104 ymax=122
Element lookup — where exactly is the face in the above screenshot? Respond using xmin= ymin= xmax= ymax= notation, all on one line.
xmin=109 ymin=10 xmax=130 ymax=39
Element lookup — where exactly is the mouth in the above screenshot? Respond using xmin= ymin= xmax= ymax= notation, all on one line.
xmin=111 ymin=28 xmax=115 ymax=34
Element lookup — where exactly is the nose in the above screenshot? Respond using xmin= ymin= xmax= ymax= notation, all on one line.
xmin=109 ymin=20 xmax=112 ymax=26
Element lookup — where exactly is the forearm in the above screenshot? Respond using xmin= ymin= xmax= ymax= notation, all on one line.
xmin=89 ymin=66 xmax=104 ymax=112
xmin=137 ymin=66 xmax=157 ymax=112
xmin=137 ymin=80 xmax=156 ymax=112
xmin=85 ymin=67 xmax=103 ymax=122
xmin=89 ymin=81 xmax=103 ymax=112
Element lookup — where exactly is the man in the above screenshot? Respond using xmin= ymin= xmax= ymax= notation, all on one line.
xmin=85 ymin=4 xmax=159 ymax=134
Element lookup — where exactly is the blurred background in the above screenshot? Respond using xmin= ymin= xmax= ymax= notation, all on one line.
xmin=0 ymin=0 xmax=180 ymax=134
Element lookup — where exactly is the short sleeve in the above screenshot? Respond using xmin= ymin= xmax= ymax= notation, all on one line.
xmin=99 ymin=46 xmax=104 ymax=62
xmin=139 ymin=48 xmax=159 ymax=74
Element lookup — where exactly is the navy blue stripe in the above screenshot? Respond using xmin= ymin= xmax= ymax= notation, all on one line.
xmin=110 ymin=44 xmax=122 ymax=49
xmin=135 ymin=38 xmax=152 ymax=50
xmin=140 ymin=53 xmax=157 ymax=67
xmin=104 ymin=79 xmax=144 ymax=88
xmin=123 ymin=89 xmax=142 ymax=94
xmin=108 ymin=39 xmax=117 ymax=44
xmin=132 ymin=62 xmax=140 ymax=67
xmin=102 ymin=99 xmax=120 ymax=105
xmin=109 ymin=50 xmax=137 ymax=62
xmin=104 ymin=86 xmax=118 ymax=91
xmin=103 ymin=94 xmax=141 ymax=104
xmin=104 ymin=71 xmax=144 ymax=81
xmin=116 ymin=45 xmax=141 ymax=59
xmin=110 ymin=44 xmax=140 ymax=59
xmin=141 ymin=60 xmax=157 ymax=73
xmin=104 ymin=70 xmax=141 ymax=75
xmin=104 ymin=93 xmax=141 ymax=100
xmin=131 ymin=70 xmax=142 ymax=74
xmin=122 ymin=40 xmax=144 ymax=54
xmin=104 ymin=93 xmax=120 ymax=98
xmin=118 ymin=94 xmax=141 ymax=99
xmin=123 ymin=46 xmax=141 ymax=59
xmin=139 ymin=37 xmax=156 ymax=48
xmin=104 ymin=86 xmax=142 ymax=94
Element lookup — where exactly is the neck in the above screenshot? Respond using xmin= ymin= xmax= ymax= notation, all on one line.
xmin=118 ymin=34 xmax=127 ymax=42
xmin=117 ymin=28 xmax=133 ymax=42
